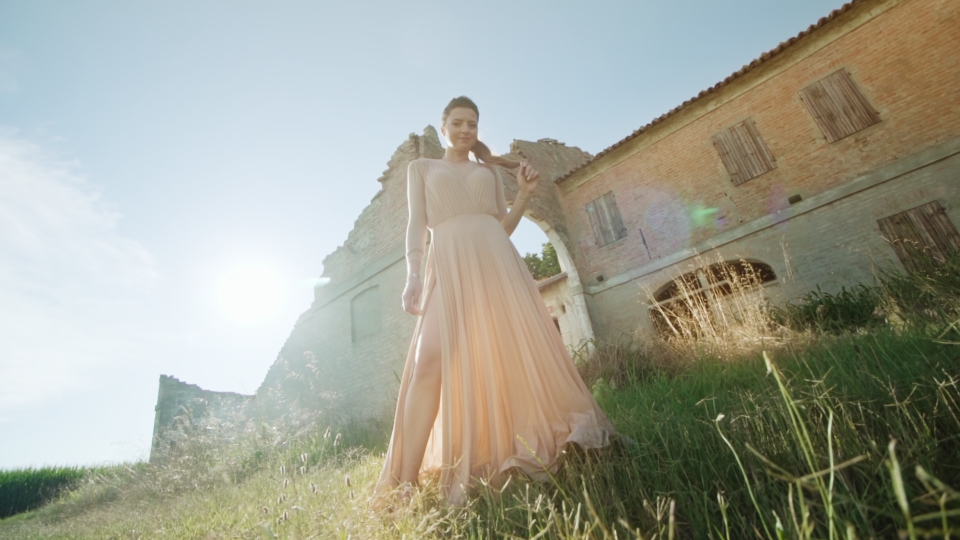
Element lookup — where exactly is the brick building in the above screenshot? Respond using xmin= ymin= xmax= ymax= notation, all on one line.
xmin=153 ymin=0 xmax=960 ymax=434
xmin=553 ymin=0 xmax=960 ymax=340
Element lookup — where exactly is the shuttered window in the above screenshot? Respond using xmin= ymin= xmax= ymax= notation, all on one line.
xmin=799 ymin=69 xmax=881 ymax=143
xmin=351 ymin=286 xmax=382 ymax=342
xmin=878 ymin=201 xmax=960 ymax=272
xmin=712 ymin=118 xmax=777 ymax=186
xmin=586 ymin=192 xmax=627 ymax=247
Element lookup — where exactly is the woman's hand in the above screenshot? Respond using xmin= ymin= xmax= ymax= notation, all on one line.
xmin=402 ymin=276 xmax=422 ymax=316
xmin=517 ymin=162 xmax=540 ymax=196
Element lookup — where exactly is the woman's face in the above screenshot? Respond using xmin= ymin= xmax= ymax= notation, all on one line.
xmin=441 ymin=107 xmax=479 ymax=153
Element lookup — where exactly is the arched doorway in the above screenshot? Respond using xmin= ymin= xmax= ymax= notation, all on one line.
xmin=492 ymin=138 xmax=598 ymax=352
xmin=649 ymin=260 xmax=779 ymax=338
xmin=522 ymin=214 xmax=597 ymax=352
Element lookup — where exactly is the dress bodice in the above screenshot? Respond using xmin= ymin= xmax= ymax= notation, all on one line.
xmin=408 ymin=159 xmax=506 ymax=230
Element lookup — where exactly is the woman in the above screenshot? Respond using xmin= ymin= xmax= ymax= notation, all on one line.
xmin=374 ymin=96 xmax=616 ymax=506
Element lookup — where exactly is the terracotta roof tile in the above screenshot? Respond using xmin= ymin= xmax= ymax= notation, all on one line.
xmin=536 ymin=272 xmax=568 ymax=290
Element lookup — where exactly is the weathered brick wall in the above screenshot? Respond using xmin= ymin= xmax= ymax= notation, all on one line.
xmin=591 ymin=148 xmax=960 ymax=340
xmin=255 ymin=127 xmax=443 ymax=420
xmin=557 ymin=0 xmax=960 ymax=341
xmin=561 ymin=0 xmax=959 ymax=284
xmin=258 ymin=259 xmax=415 ymax=421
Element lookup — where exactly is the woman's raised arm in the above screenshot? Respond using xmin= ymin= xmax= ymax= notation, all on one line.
xmin=495 ymin=163 xmax=538 ymax=237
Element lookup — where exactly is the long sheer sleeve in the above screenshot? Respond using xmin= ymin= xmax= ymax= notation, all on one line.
xmin=405 ymin=160 xmax=428 ymax=276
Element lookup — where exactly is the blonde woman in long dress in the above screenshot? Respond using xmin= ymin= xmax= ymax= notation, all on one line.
xmin=374 ymin=96 xmax=617 ymax=506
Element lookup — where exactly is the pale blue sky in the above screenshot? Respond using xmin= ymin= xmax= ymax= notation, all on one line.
xmin=0 ymin=0 xmax=846 ymax=467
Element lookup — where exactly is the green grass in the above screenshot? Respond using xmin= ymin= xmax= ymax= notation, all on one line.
xmin=0 ymin=467 xmax=87 ymax=519
xmin=770 ymin=284 xmax=882 ymax=333
xmin=591 ymin=330 xmax=960 ymax=538
xmin=3 ymin=329 xmax=957 ymax=539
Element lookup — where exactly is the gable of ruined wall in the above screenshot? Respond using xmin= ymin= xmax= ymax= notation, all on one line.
xmin=320 ymin=127 xmax=444 ymax=281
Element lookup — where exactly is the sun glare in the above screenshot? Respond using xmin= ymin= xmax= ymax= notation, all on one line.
xmin=216 ymin=263 xmax=288 ymax=325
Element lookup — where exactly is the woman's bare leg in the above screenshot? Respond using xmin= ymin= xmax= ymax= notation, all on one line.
xmin=398 ymin=291 xmax=442 ymax=485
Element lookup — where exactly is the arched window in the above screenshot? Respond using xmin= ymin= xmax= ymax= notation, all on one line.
xmin=351 ymin=286 xmax=382 ymax=342
xmin=650 ymin=260 xmax=776 ymax=337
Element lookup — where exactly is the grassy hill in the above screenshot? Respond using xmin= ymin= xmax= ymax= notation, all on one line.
xmin=3 ymin=255 xmax=959 ymax=539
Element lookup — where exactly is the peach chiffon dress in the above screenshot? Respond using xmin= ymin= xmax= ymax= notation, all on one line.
xmin=374 ymin=158 xmax=616 ymax=505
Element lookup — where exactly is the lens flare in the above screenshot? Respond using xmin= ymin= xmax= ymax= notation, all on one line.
xmin=643 ymin=190 xmax=731 ymax=253
xmin=689 ymin=205 xmax=719 ymax=227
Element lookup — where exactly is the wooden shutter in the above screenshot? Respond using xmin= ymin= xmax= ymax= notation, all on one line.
xmin=712 ymin=118 xmax=777 ymax=186
xmin=586 ymin=192 xmax=628 ymax=247
xmin=799 ymin=69 xmax=881 ymax=143
xmin=878 ymin=201 xmax=960 ymax=272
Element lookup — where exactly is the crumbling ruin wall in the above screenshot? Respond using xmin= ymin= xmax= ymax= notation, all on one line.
xmin=149 ymin=375 xmax=254 ymax=462
xmin=252 ymin=127 xmax=442 ymax=425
